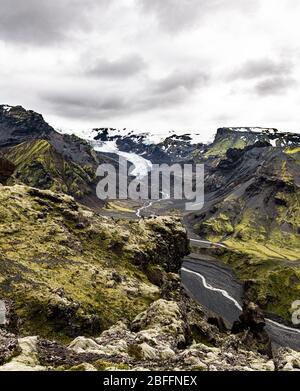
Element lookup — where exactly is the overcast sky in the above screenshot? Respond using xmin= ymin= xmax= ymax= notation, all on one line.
xmin=1 ymin=0 xmax=300 ymax=140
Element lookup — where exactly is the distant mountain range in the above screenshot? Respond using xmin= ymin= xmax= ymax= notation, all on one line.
xmin=72 ymin=124 xmax=300 ymax=164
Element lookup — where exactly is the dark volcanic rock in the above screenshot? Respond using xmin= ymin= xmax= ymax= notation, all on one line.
xmin=0 ymin=330 xmax=20 ymax=365
xmin=207 ymin=316 xmax=228 ymax=333
xmin=0 ymin=155 xmax=15 ymax=184
xmin=92 ymin=127 xmax=205 ymax=164
xmin=232 ymin=301 xmax=266 ymax=333
xmin=0 ymin=105 xmax=106 ymax=202
xmin=232 ymin=301 xmax=272 ymax=357
xmin=0 ymin=105 xmax=53 ymax=147
xmin=37 ymin=338 xmax=120 ymax=367
xmin=0 ymin=105 xmax=101 ymax=168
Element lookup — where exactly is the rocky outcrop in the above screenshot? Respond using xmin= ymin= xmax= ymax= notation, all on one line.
xmin=232 ymin=302 xmax=266 ymax=333
xmin=275 ymin=348 xmax=300 ymax=371
xmin=0 ymin=185 xmax=188 ymax=340
xmin=232 ymin=301 xmax=272 ymax=357
xmin=205 ymin=127 xmax=300 ymax=158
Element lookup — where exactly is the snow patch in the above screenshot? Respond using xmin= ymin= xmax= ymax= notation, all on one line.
xmin=269 ymin=138 xmax=277 ymax=147
xmin=2 ymin=105 xmax=12 ymax=113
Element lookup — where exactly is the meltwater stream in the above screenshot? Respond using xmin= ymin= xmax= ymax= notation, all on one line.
xmin=181 ymin=261 xmax=300 ymax=351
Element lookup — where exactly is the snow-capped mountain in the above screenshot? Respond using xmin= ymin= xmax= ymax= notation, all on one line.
xmin=61 ymin=126 xmax=207 ymax=164
xmin=60 ymin=125 xmax=300 ymax=169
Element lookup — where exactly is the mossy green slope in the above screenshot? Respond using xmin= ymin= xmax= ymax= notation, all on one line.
xmin=191 ymin=147 xmax=300 ymax=321
xmin=203 ymin=128 xmax=300 ymax=159
xmin=4 ymin=140 xmax=96 ymax=199
xmin=0 ymin=185 xmax=188 ymax=340
xmin=204 ymin=132 xmax=248 ymax=158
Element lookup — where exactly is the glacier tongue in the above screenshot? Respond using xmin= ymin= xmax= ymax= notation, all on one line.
xmin=57 ymin=127 xmax=153 ymax=179
xmin=93 ymin=140 xmax=152 ymax=179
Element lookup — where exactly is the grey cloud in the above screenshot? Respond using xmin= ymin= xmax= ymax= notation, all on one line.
xmin=138 ymin=0 xmax=258 ymax=33
xmin=85 ymin=55 xmax=147 ymax=78
xmin=231 ymin=59 xmax=293 ymax=80
xmin=214 ymin=113 xmax=233 ymax=122
xmin=0 ymin=0 xmax=111 ymax=45
xmin=41 ymin=68 xmax=206 ymax=120
xmin=42 ymin=89 xmax=185 ymax=120
xmin=255 ymin=77 xmax=296 ymax=96
xmin=154 ymin=70 xmax=209 ymax=94
xmin=137 ymin=87 xmax=188 ymax=112
xmin=132 ymin=70 xmax=205 ymax=111
xmin=43 ymin=92 xmax=128 ymax=119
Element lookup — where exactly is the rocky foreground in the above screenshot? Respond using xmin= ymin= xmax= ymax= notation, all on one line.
xmin=1 ymin=297 xmax=300 ymax=371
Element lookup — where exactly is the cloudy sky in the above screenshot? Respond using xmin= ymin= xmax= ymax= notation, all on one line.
xmin=0 ymin=0 xmax=300 ymax=140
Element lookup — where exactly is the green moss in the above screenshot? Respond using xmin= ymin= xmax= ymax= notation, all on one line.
xmin=203 ymin=213 xmax=234 ymax=236
xmin=204 ymin=138 xmax=247 ymax=158
xmin=193 ymin=366 xmax=207 ymax=371
xmin=68 ymin=364 xmax=88 ymax=371
xmin=106 ymin=201 xmax=134 ymax=213
xmin=92 ymin=360 xmax=130 ymax=371
xmin=127 ymin=344 xmax=143 ymax=360
xmin=285 ymin=147 xmax=300 ymax=154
